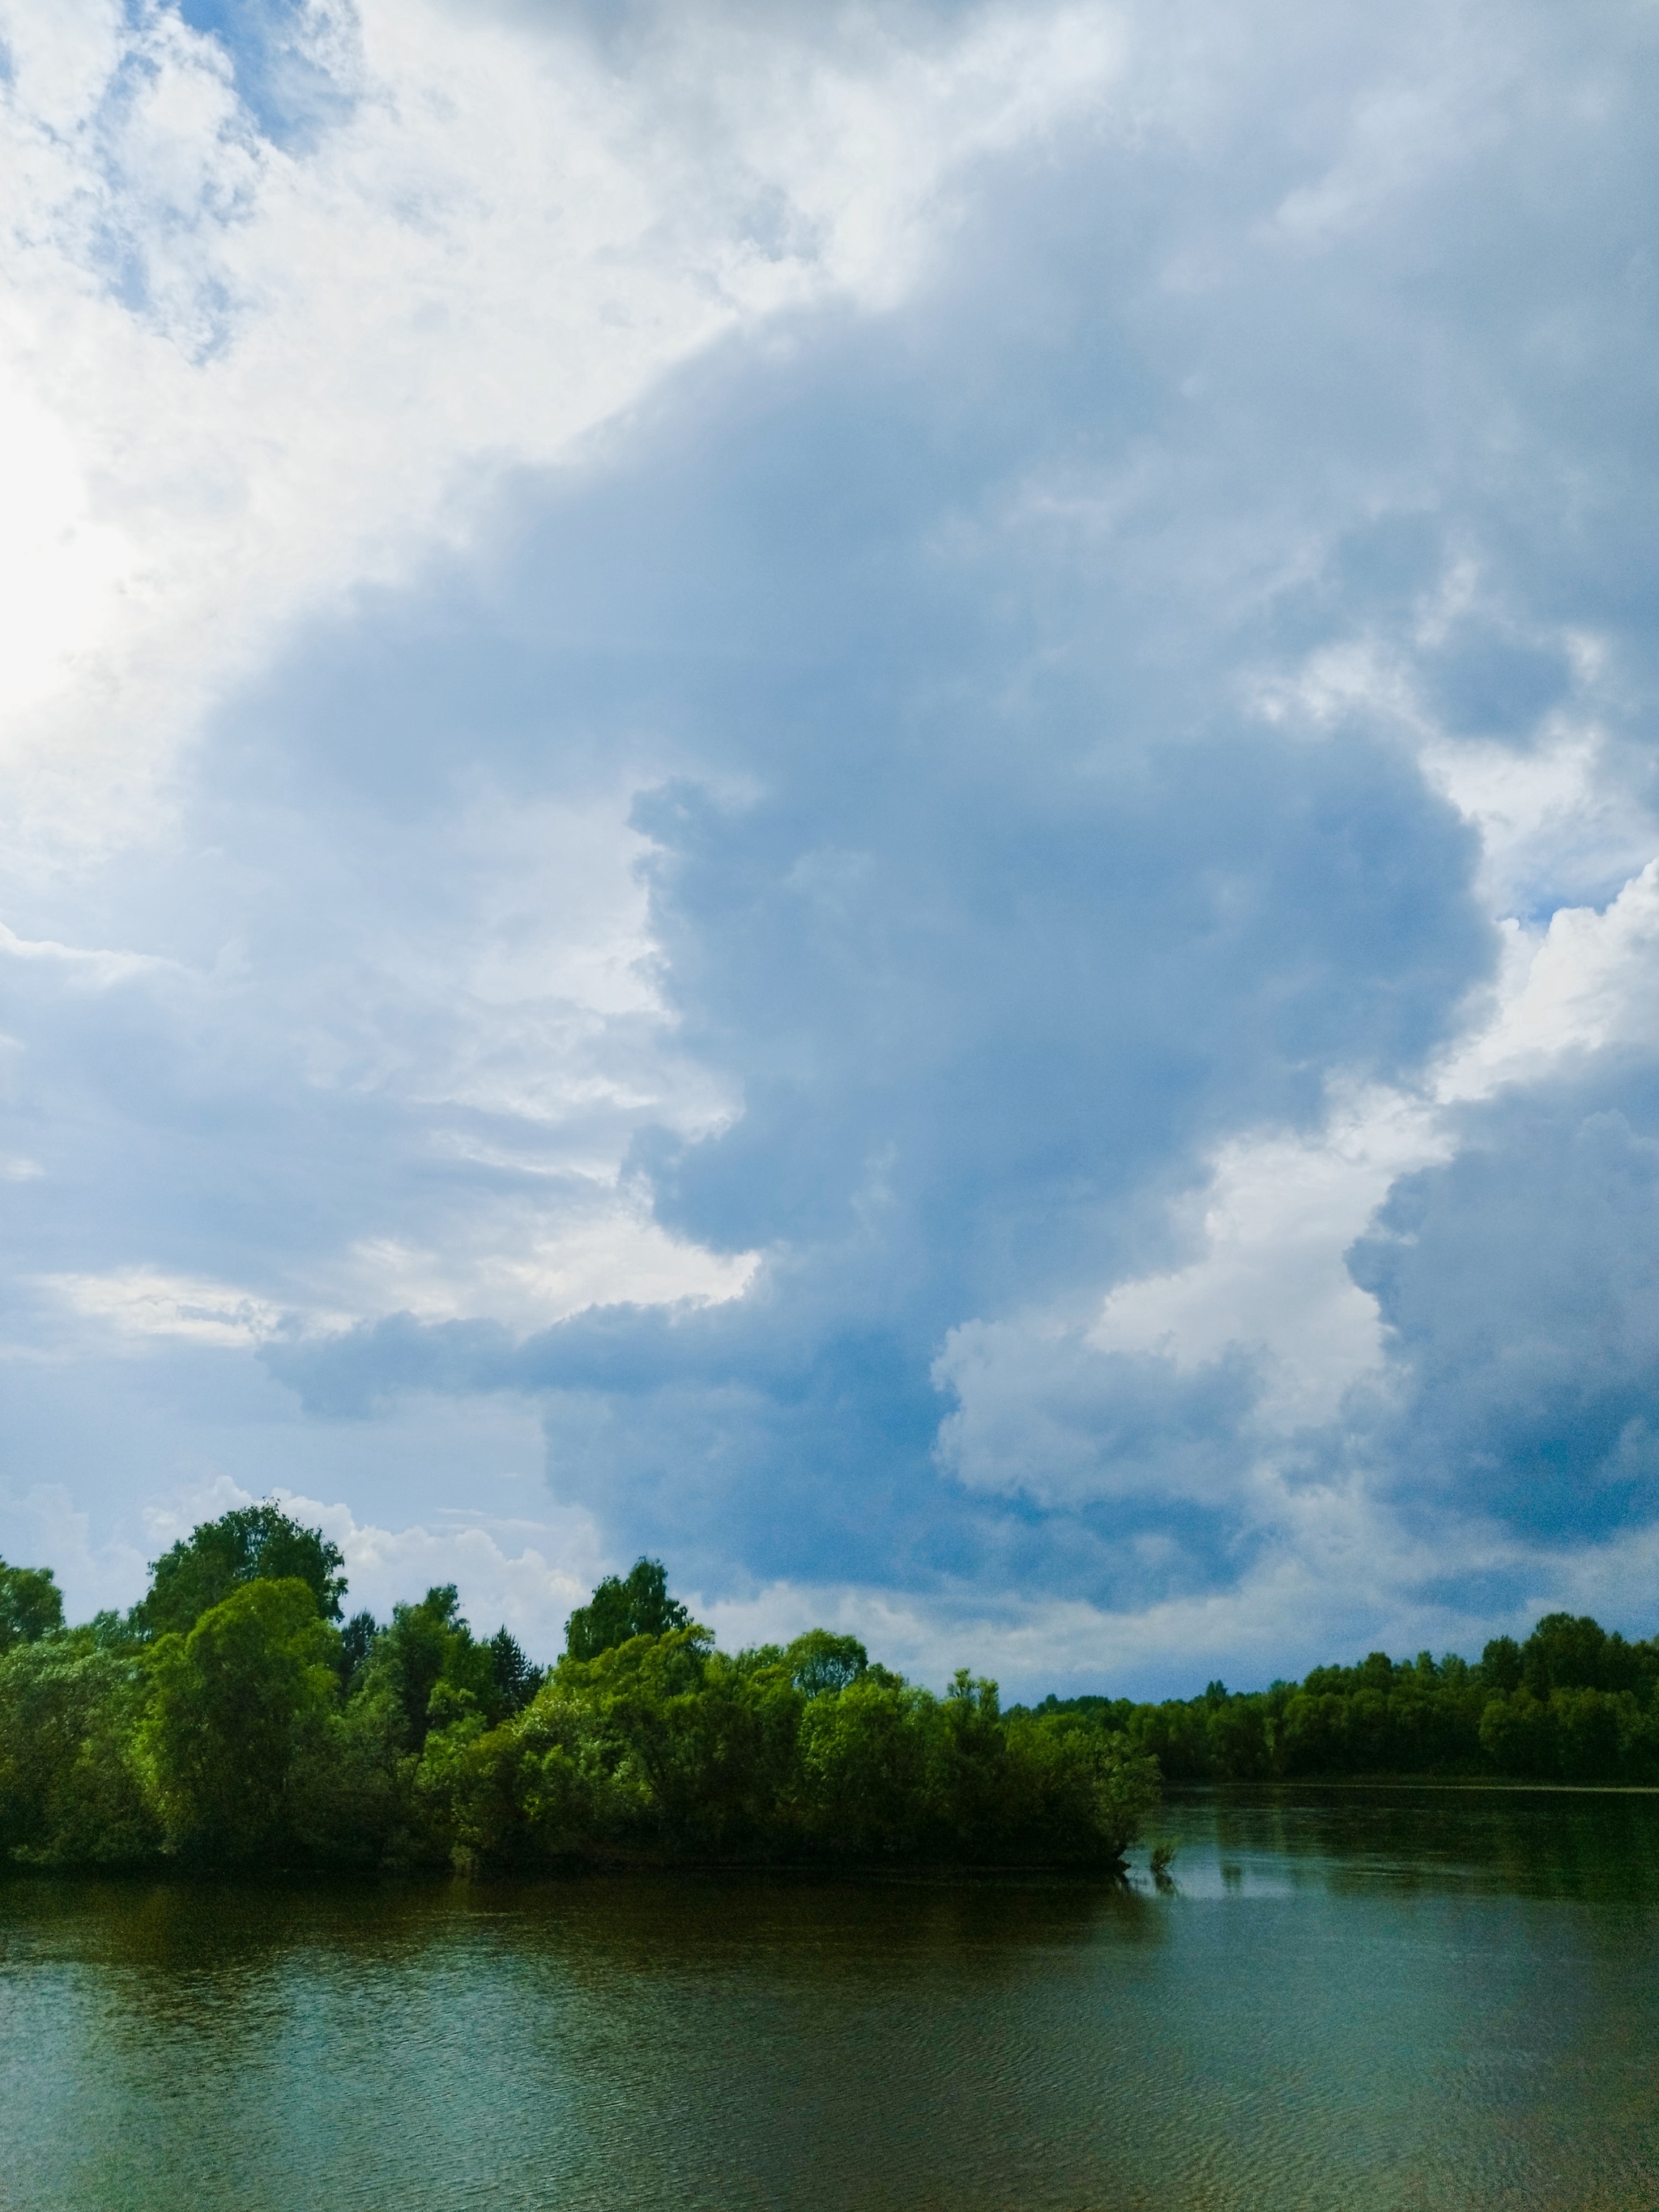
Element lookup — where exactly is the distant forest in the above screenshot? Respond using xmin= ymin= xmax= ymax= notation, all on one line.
xmin=0 ymin=1509 xmax=1156 ymax=1874
xmin=3 ymin=1510 xmax=1653 ymax=1879
xmin=1022 ymin=1614 xmax=1659 ymax=1785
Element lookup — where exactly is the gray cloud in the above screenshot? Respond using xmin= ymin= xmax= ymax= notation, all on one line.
xmin=8 ymin=0 xmax=1659 ymax=1682
xmin=1350 ymin=1076 xmax=1659 ymax=1547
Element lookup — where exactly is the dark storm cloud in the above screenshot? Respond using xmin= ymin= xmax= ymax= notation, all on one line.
xmin=14 ymin=0 xmax=1659 ymax=1670
xmin=1350 ymin=1072 xmax=1659 ymax=1548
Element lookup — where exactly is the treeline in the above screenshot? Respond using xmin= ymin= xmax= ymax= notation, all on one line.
xmin=0 ymin=1510 xmax=1157 ymax=1874
xmin=1024 ymin=1614 xmax=1659 ymax=1784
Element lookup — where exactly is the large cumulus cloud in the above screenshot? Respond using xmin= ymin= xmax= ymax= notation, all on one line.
xmin=1350 ymin=1080 xmax=1659 ymax=1548
xmin=262 ymin=105 xmax=1507 ymax=1616
xmin=7 ymin=0 xmax=1659 ymax=1686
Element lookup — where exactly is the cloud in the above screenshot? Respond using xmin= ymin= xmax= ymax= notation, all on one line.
xmin=1350 ymin=1084 xmax=1659 ymax=1547
xmin=934 ymin=1325 xmax=1260 ymax=1512
xmin=0 ymin=920 xmax=181 ymax=990
xmin=1085 ymin=1088 xmax=1446 ymax=1430
xmin=6 ymin=0 xmax=1659 ymax=1691
xmin=43 ymin=1266 xmax=293 ymax=1346
xmin=0 ymin=0 xmax=1124 ymax=866
xmin=254 ymin=254 xmax=1494 ymax=1623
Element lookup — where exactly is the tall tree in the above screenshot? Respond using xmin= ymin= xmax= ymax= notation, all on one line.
xmin=0 ymin=1560 xmax=65 ymax=1652
xmin=488 ymin=1626 xmax=542 ymax=1714
xmin=137 ymin=1578 xmax=341 ymax=1861
xmin=134 ymin=1503 xmax=347 ymax=1639
xmin=565 ymin=1558 xmax=689 ymax=1660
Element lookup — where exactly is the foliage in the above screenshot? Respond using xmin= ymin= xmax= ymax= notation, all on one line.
xmin=339 ymin=1608 xmax=380 ymax=1688
xmin=0 ymin=1634 xmax=158 ymax=1865
xmin=136 ymin=1579 xmax=345 ymax=1862
xmin=0 ymin=1558 xmax=65 ymax=1652
xmin=23 ymin=1520 xmax=1659 ymax=1881
xmin=133 ymin=1502 xmax=347 ymax=1640
xmin=564 ymin=1558 xmax=689 ymax=1660
xmin=488 ymin=1626 xmax=543 ymax=1713
xmin=428 ymin=1633 xmax=1158 ymax=1873
xmin=0 ymin=1531 xmax=1158 ymax=1877
xmin=1023 ymin=1613 xmax=1659 ymax=1785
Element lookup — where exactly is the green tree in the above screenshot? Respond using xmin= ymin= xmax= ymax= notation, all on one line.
xmin=787 ymin=1629 xmax=868 ymax=1698
xmin=339 ymin=1609 xmax=380 ymax=1689
xmin=0 ymin=1547 xmax=1171 ymax=1873
xmin=488 ymin=1626 xmax=543 ymax=1713
xmin=137 ymin=1578 xmax=342 ymax=1862
xmin=359 ymin=1584 xmax=495 ymax=1750
xmin=1126 ymin=1697 xmax=1212 ymax=1780
xmin=0 ymin=1559 xmax=65 ymax=1652
xmin=1549 ymin=1686 xmax=1630 ymax=1780
xmin=1478 ymin=1687 xmax=1555 ymax=1777
xmin=999 ymin=1715 xmax=1161 ymax=1864
xmin=0 ymin=1634 xmax=158 ymax=1866
xmin=795 ymin=1671 xmax=942 ymax=1856
xmin=564 ymin=1558 xmax=689 ymax=1660
xmin=1205 ymin=1694 xmax=1272 ymax=1779
xmin=1481 ymin=1634 xmax=1524 ymax=1694
xmin=134 ymin=1502 xmax=347 ymax=1640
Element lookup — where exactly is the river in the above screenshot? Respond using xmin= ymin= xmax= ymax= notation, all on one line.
xmin=2 ymin=1786 xmax=1656 ymax=2210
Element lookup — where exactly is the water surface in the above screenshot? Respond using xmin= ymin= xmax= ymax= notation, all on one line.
xmin=2 ymin=1788 xmax=1657 ymax=2210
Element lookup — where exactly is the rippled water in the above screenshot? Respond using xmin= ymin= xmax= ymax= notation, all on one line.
xmin=2 ymin=1788 xmax=1657 ymax=2211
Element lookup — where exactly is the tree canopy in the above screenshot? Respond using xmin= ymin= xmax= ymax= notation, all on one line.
xmin=134 ymin=1502 xmax=347 ymax=1640
xmin=11 ymin=1520 xmax=1658 ymax=1882
xmin=0 ymin=1532 xmax=1158 ymax=1876
xmin=564 ymin=1557 xmax=689 ymax=1660
xmin=1026 ymin=1611 xmax=1659 ymax=1784
xmin=0 ymin=1559 xmax=64 ymax=1653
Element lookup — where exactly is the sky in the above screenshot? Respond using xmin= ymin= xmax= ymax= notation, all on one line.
xmin=3 ymin=0 xmax=1659 ymax=1698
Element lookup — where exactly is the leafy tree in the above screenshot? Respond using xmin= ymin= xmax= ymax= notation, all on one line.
xmin=1522 ymin=1612 xmax=1636 ymax=1696
xmin=1000 ymin=1715 xmax=1161 ymax=1865
xmin=291 ymin=1680 xmax=420 ymax=1869
xmin=0 ymin=1539 xmax=1170 ymax=1875
xmin=134 ymin=1502 xmax=346 ymax=1640
xmin=1205 ymin=1693 xmax=1272 ymax=1779
xmin=0 ymin=1634 xmax=157 ymax=1865
xmin=1550 ymin=1686 xmax=1631 ymax=1779
xmin=564 ymin=1558 xmax=689 ymax=1660
xmin=136 ymin=1578 xmax=342 ymax=1862
xmin=787 ymin=1629 xmax=868 ymax=1698
xmin=795 ymin=1670 xmax=942 ymax=1856
xmin=0 ymin=1559 xmax=65 ymax=1652
xmin=359 ymin=1584 xmax=494 ymax=1750
xmin=339 ymin=1609 xmax=380 ymax=1690
xmin=488 ymin=1626 xmax=542 ymax=1714
xmin=1481 ymin=1635 xmax=1524 ymax=1694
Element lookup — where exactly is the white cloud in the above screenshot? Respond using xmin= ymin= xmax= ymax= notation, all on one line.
xmin=307 ymin=1495 xmax=602 ymax=1656
xmin=696 ymin=1490 xmax=1492 ymax=1694
xmin=42 ymin=1265 xmax=296 ymax=1345
xmin=1090 ymin=1085 xmax=1443 ymax=1430
xmin=0 ymin=919 xmax=181 ymax=988
xmin=0 ymin=0 xmax=1125 ymax=870
xmin=333 ymin=1196 xmax=757 ymax=1332
xmin=1444 ymin=864 xmax=1659 ymax=1091
xmin=1265 ymin=73 xmax=1500 ymax=250
xmin=6 ymin=0 xmax=1659 ymax=1689
xmin=0 ymin=0 xmax=1125 ymax=1346
xmin=40 ymin=1190 xmax=756 ymax=1346
xmin=1055 ymin=582 xmax=1659 ymax=1455
xmin=1066 ymin=852 xmax=1659 ymax=1459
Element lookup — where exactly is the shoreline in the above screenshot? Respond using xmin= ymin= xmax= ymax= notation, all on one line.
xmin=1167 ymin=1777 xmax=1659 ymax=1796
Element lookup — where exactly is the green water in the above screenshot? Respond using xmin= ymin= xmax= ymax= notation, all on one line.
xmin=2 ymin=1788 xmax=1657 ymax=2210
